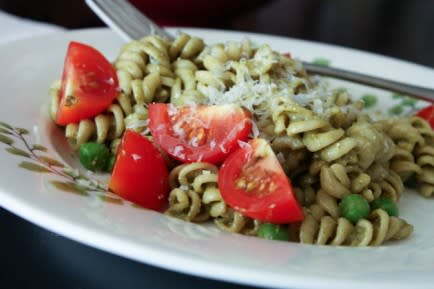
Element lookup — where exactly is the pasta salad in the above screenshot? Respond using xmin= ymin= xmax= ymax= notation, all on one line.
xmin=48 ymin=33 xmax=434 ymax=246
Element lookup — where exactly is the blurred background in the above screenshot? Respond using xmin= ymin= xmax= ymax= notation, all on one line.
xmin=0 ymin=0 xmax=433 ymax=67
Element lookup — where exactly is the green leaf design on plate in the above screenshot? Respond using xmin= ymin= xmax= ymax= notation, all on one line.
xmin=6 ymin=146 xmax=31 ymax=158
xmin=401 ymin=97 xmax=417 ymax=107
xmin=0 ymin=121 xmax=13 ymax=130
xmin=19 ymin=161 xmax=50 ymax=173
xmin=62 ymin=167 xmax=80 ymax=178
xmin=0 ymin=127 xmax=12 ymax=134
xmin=16 ymin=127 xmax=29 ymax=135
xmin=49 ymin=180 xmax=88 ymax=196
xmin=0 ymin=123 xmax=113 ymax=203
xmin=388 ymin=105 xmax=404 ymax=116
xmin=391 ymin=93 xmax=404 ymax=99
xmin=39 ymin=155 xmax=65 ymax=167
xmin=32 ymin=144 xmax=48 ymax=152
xmin=311 ymin=57 xmax=331 ymax=66
xmin=361 ymin=94 xmax=378 ymax=108
xmin=100 ymin=194 xmax=124 ymax=205
xmin=0 ymin=134 xmax=14 ymax=145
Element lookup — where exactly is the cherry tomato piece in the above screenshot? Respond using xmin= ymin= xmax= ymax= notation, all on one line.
xmin=56 ymin=41 xmax=119 ymax=125
xmin=109 ymin=130 xmax=169 ymax=210
xmin=218 ymin=138 xmax=304 ymax=224
xmin=148 ymin=103 xmax=252 ymax=164
xmin=416 ymin=105 xmax=434 ymax=129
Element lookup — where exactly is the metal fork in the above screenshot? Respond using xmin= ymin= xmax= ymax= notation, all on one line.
xmin=86 ymin=0 xmax=434 ymax=102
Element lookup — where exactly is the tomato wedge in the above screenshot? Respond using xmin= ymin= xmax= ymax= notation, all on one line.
xmin=416 ymin=105 xmax=434 ymax=130
xmin=148 ymin=103 xmax=252 ymax=164
xmin=218 ymin=138 xmax=304 ymax=224
xmin=55 ymin=42 xmax=119 ymax=125
xmin=109 ymin=130 xmax=169 ymax=210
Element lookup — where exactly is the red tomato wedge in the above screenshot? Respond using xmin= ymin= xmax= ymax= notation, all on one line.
xmin=148 ymin=103 xmax=252 ymax=164
xmin=218 ymin=138 xmax=304 ymax=224
xmin=109 ymin=130 xmax=169 ymax=210
xmin=416 ymin=105 xmax=434 ymax=129
xmin=55 ymin=42 xmax=119 ymax=125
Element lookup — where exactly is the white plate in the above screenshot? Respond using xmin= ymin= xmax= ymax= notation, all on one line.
xmin=1 ymin=28 xmax=434 ymax=289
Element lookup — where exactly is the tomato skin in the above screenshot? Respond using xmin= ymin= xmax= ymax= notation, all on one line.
xmin=56 ymin=42 xmax=119 ymax=125
xmin=148 ymin=103 xmax=252 ymax=164
xmin=218 ymin=138 xmax=304 ymax=224
xmin=109 ymin=130 xmax=169 ymax=210
xmin=416 ymin=105 xmax=434 ymax=129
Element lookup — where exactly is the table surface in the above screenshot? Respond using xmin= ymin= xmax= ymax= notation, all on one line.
xmin=1 ymin=207 xmax=262 ymax=289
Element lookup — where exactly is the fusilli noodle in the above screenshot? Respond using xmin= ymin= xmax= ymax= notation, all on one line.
xmin=49 ymin=32 xmax=434 ymax=247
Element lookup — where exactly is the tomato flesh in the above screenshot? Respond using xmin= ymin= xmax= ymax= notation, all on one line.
xmin=218 ymin=138 xmax=304 ymax=224
xmin=109 ymin=130 xmax=169 ymax=210
xmin=416 ymin=105 xmax=434 ymax=130
xmin=56 ymin=42 xmax=119 ymax=125
xmin=148 ymin=103 xmax=252 ymax=164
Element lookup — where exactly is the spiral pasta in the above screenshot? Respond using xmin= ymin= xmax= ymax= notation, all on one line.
xmin=377 ymin=116 xmax=434 ymax=198
xmin=165 ymin=162 xmax=260 ymax=234
xmin=416 ymin=145 xmax=434 ymax=197
xmin=407 ymin=117 xmax=434 ymax=197
xmin=166 ymin=162 xmax=219 ymax=222
xmin=291 ymin=208 xmax=412 ymax=246
xmin=214 ymin=209 xmax=261 ymax=236
xmin=48 ymin=32 xmax=434 ymax=247
xmin=390 ymin=147 xmax=422 ymax=180
xmin=169 ymin=33 xmax=204 ymax=61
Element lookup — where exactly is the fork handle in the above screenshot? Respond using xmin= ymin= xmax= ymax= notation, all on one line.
xmin=303 ymin=62 xmax=434 ymax=102
xmin=86 ymin=0 xmax=172 ymax=41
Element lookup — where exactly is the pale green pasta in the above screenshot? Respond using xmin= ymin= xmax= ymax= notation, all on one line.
xmin=291 ymin=208 xmax=412 ymax=246
xmin=166 ymin=162 xmax=219 ymax=222
xmin=49 ymin=32 xmax=434 ymax=247
xmin=165 ymin=162 xmax=260 ymax=235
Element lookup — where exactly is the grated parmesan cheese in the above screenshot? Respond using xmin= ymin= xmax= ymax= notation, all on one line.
xmin=197 ymin=55 xmax=361 ymax=125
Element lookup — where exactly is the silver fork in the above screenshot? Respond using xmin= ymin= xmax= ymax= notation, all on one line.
xmin=86 ymin=0 xmax=434 ymax=102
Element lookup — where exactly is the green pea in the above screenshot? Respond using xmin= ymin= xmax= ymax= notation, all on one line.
xmin=339 ymin=194 xmax=370 ymax=224
xmin=257 ymin=223 xmax=289 ymax=241
xmin=391 ymin=93 xmax=404 ymax=99
xmin=311 ymin=57 xmax=331 ymax=67
xmin=388 ymin=105 xmax=404 ymax=116
xmin=79 ymin=142 xmax=111 ymax=171
xmin=361 ymin=94 xmax=378 ymax=108
xmin=401 ymin=97 xmax=417 ymax=107
xmin=371 ymin=198 xmax=399 ymax=217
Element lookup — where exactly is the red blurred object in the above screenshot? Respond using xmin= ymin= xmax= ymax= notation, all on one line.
xmin=416 ymin=105 xmax=434 ymax=130
xmin=129 ymin=0 xmax=267 ymax=27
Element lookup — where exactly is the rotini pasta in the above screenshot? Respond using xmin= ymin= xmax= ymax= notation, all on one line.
xmin=165 ymin=162 xmax=260 ymax=235
xmin=166 ymin=162 xmax=219 ymax=222
xmin=63 ymin=103 xmax=125 ymax=150
xmin=49 ymin=32 xmax=434 ymax=247
xmin=291 ymin=208 xmax=412 ymax=246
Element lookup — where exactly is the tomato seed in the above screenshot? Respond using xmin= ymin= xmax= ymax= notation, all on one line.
xmin=246 ymin=180 xmax=258 ymax=192
xmin=64 ymin=95 xmax=77 ymax=106
xmin=235 ymin=178 xmax=247 ymax=189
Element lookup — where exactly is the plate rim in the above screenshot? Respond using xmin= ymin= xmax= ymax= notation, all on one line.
xmin=0 ymin=27 xmax=433 ymax=289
